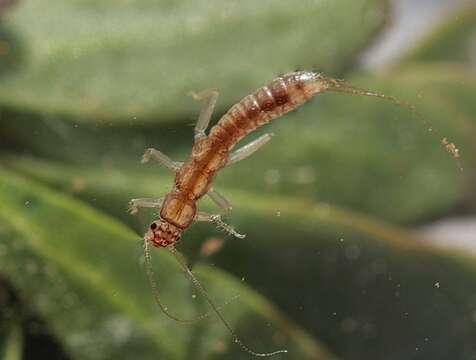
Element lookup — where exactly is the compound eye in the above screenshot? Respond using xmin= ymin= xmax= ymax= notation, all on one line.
xmin=150 ymin=222 xmax=158 ymax=230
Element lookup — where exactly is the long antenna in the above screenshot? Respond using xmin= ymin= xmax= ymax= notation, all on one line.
xmin=143 ymin=237 xmax=237 ymax=323
xmin=168 ymin=246 xmax=288 ymax=357
xmin=322 ymin=76 xmax=463 ymax=171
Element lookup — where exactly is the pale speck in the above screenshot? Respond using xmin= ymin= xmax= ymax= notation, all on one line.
xmin=104 ymin=316 xmax=133 ymax=345
xmin=292 ymin=166 xmax=316 ymax=184
xmin=341 ymin=318 xmax=358 ymax=333
xmin=434 ymin=281 xmax=440 ymax=288
xmin=344 ymin=245 xmax=360 ymax=260
xmin=276 ymin=211 xmax=281 ymax=217
xmin=24 ymin=200 xmax=30 ymax=206
xmin=264 ymin=169 xmax=281 ymax=185
xmin=192 ymin=294 xmax=197 ymax=299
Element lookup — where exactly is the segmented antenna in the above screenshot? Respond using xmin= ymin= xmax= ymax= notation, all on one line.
xmin=143 ymin=238 xmax=238 ymax=323
xmin=168 ymin=246 xmax=288 ymax=357
xmin=322 ymin=75 xmax=463 ymax=171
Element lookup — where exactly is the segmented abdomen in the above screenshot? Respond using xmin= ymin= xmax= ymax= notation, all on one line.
xmin=208 ymin=71 xmax=320 ymax=150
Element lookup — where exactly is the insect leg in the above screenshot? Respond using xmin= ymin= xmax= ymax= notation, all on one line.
xmin=189 ymin=88 xmax=219 ymax=142
xmin=195 ymin=212 xmax=245 ymax=239
xmin=141 ymin=148 xmax=183 ymax=171
xmin=128 ymin=198 xmax=163 ymax=215
xmin=207 ymin=188 xmax=232 ymax=215
xmin=227 ymin=133 xmax=273 ymax=166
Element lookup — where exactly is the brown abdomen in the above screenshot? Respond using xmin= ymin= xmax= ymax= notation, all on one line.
xmin=208 ymin=72 xmax=316 ymax=150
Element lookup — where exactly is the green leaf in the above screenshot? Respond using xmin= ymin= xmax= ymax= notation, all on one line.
xmin=5 ymin=64 xmax=475 ymax=222
xmin=218 ymin=64 xmax=476 ymax=222
xmin=0 ymin=319 xmax=23 ymax=360
xmin=400 ymin=6 xmax=476 ymax=65
xmin=0 ymin=0 xmax=387 ymax=123
xmin=0 ymin=167 xmax=336 ymax=360
xmin=6 ymin=157 xmax=476 ymax=359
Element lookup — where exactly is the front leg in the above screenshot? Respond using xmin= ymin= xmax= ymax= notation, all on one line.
xmin=194 ymin=212 xmax=245 ymax=239
xmin=207 ymin=188 xmax=232 ymax=215
xmin=129 ymin=198 xmax=163 ymax=215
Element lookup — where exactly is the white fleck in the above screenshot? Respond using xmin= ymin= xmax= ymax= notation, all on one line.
xmin=264 ymin=169 xmax=281 ymax=185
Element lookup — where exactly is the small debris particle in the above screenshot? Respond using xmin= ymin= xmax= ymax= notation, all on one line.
xmin=199 ymin=237 xmax=224 ymax=257
xmin=441 ymin=137 xmax=460 ymax=159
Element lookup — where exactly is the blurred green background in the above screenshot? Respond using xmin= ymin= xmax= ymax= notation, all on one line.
xmin=0 ymin=0 xmax=475 ymax=359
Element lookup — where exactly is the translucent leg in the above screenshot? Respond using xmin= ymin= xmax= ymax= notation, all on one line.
xmin=207 ymin=188 xmax=232 ymax=215
xmin=128 ymin=198 xmax=163 ymax=215
xmin=227 ymin=133 xmax=273 ymax=165
xmin=194 ymin=212 xmax=245 ymax=239
xmin=189 ymin=89 xmax=219 ymax=142
xmin=141 ymin=148 xmax=183 ymax=171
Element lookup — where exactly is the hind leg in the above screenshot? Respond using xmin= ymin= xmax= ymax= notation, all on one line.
xmin=141 ymin=148 xmax=183 ymax=171
xmin=189 ymin=89 xmax=219 ymax=142
xmin=227 ymin=133 xmax=273 ymax=165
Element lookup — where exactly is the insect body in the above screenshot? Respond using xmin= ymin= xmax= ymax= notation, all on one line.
xmin=130 ymin=71 xmax=459 ymax=357
xmin=131 ymin=71 xmax=330 ymax=247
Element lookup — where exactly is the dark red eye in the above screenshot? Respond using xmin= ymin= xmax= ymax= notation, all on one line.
xmin=150 ymin=222 xmax=158 ymax=230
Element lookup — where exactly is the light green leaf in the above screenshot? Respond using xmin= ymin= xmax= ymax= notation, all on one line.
xmin=0 ymin=167 xmax=336 ymax=360
xmin=0 ymin=0 xmax=387 ymax=123
xmin=5 ymin=157 xmax=476 ymax=359
xmin=4 ymin=64 xmax=475 ymax=222
xmin=0 ymin=319 xmax=22 ymax=360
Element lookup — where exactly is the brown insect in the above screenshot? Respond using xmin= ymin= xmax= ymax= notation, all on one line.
xmin=130 ymin=71 xmax=460 ymax=357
